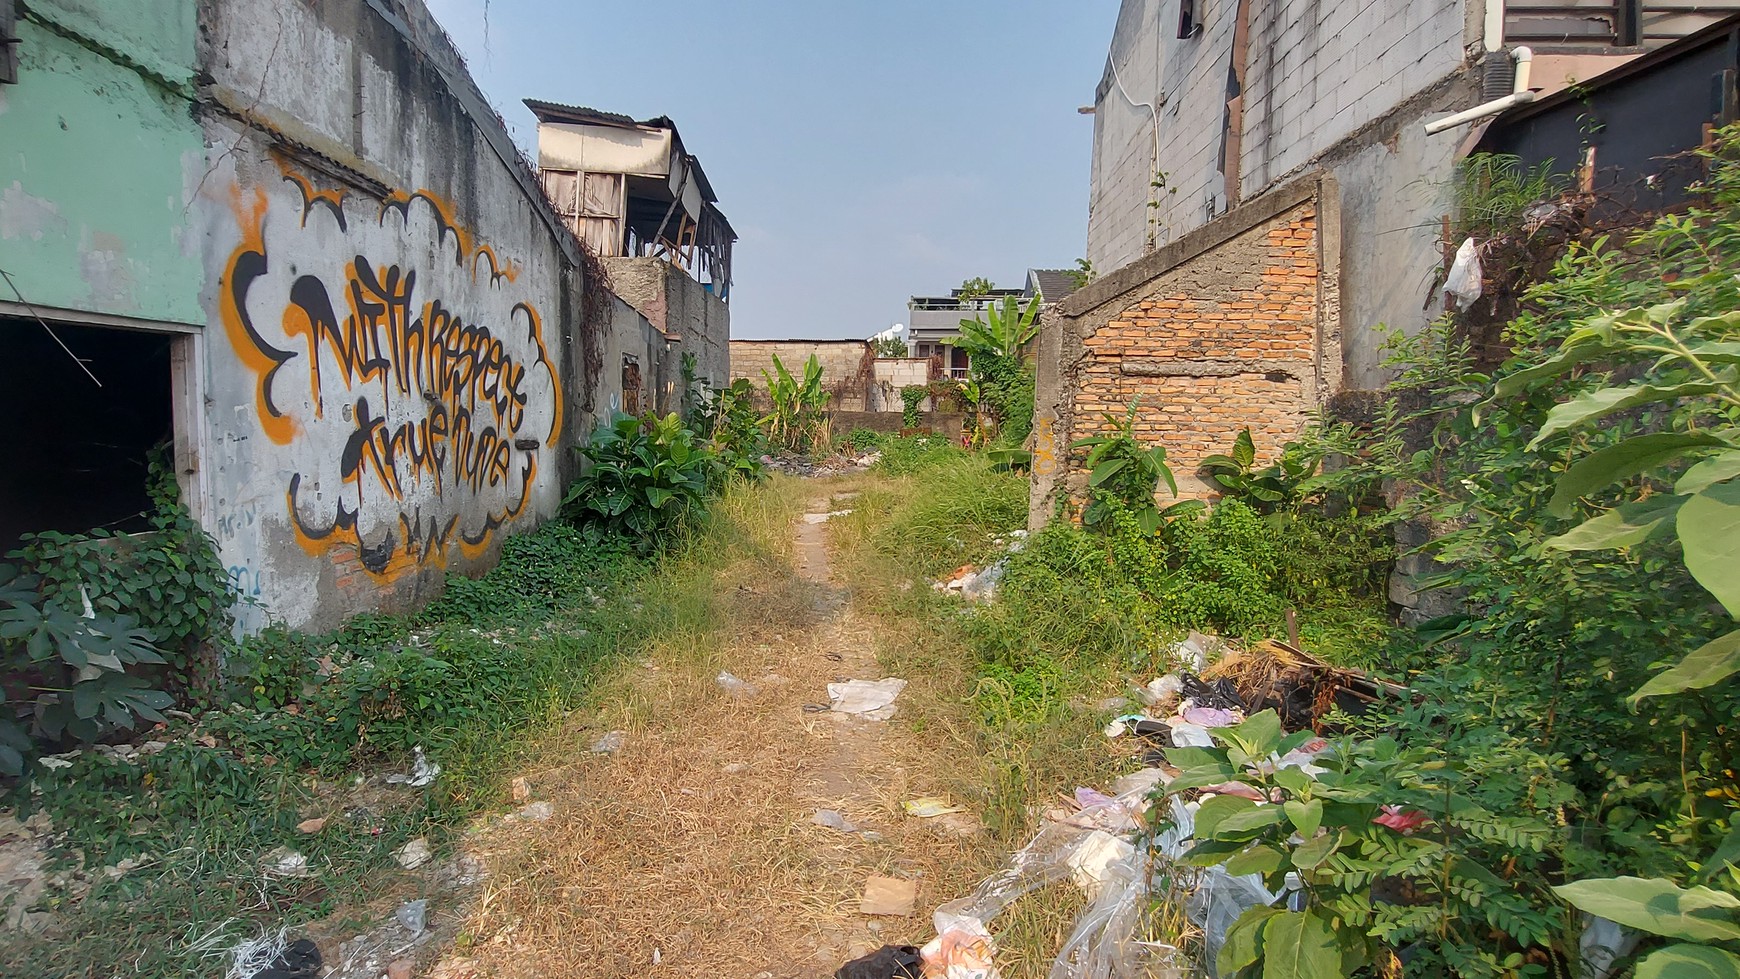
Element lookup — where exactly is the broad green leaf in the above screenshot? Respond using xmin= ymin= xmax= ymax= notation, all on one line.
xmin=1544 ymin=495 xmax=1683 ymax=551
xmin=1215 ymin=806 xmax=1288 ymax=838
xmin=1635 ymin=944 xmax=1740 ymax=979
xmin=1195 ymin=794 xmax=1259 ymax=839
xmin=1553 ymin=877 xmax=1740 ymax=942
xmin=1225 ymin=843 xmax=1288 ymax=877
xmin=1631 ymin=628 xmax=1740 ymax=703
xmin=1271 ymin=767 xmax=1312 ymax=794
xmin=1489 ymin=331 xmax=1618 ymax=398
xmin=1285 ymin=798 xmax=1323 ymax=839
xmin=1699 ymin=823 xmax=1740 ymax=884
xmin=1088 ymin=459 xmax=1128 ymax=486
xmin=1530 ymin=379 xmax=1727 ymax=448
xmin=1679 ymin=480 xmax=1740 ymax=615
xmin=1549 ymin=432 xmax=1732 ymax=517
xmin=1291 ymin=830 xmax=1341 ymax=871
xmin=1217 ymin=709 xmax=1283 ymax=758
xmin=1163 ymin=765 xmax=1242 ymax=793
xmin=1260 ymin=910 xmax=1342 ymax=979
xmin=1165 ymin=746 xmax=1230 ymax=770
xmin=1680 ymin=453 xmax=1740 ymax=495
xmin=1234 ymin=429 xmax=1256 ymax=469
xmin=1219 ymin=905 xmax=1282 ymax=975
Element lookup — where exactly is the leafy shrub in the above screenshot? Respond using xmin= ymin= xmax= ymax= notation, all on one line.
xmin=949 ymin=295 xmax=1041 ymax=444
xmin=686 ymin=376 xmax=767 ymax=484
xmin=11 ymin=446 xmax=234 ymax=693
xmin=841 ymin=427 xmax=884 ymax=453
xmin=1198 ymin=428 xmax=1320 ymax=514
xmin=1073 ymin=401 xmax=1194 ymax=534
xmin=562 ymin=413 xmax=715 ymax=551
xmin=0 ymin=565 xmax=173 ymax=775
xmin=874 ymin=433 xmax=965 ymax=476
xmin=901 ymin=385 xmax=927 ymax=428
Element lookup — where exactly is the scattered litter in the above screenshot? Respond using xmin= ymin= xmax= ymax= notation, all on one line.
xmin=921 ymin=918 xmax=999 ymax=979
xmin=1167 ymin=721 xmax=1214 ymax=747
xmin=1202 ymin=639 xmax=1408 ymax=731
xmin=827 ymin=678 xmax=908 ymax=719
xmin=1180 ymin=705 xmax=1237 ymax=727
xmin=1169 ymin=631 xmax=1226 ymax=672
xmin=903 ymin=797 xmax=965 ymax=818
xmin=589 ymin=730 xmax=625 ymax=754
xmin=860 ymin=876 xmax=918 ymax=917
xmin=1179 ymin=672 xmax=1244 ymax=712
xmin=37 ymin=752 xmax=77 ymax=771
xmin=221 ymin=932 xmax=321 ymax=979
xmin=394 ymin=837 xmax=432 ymax=870
xmin=385 ymin=746 xmax=441 ymax=787
xmin=509 ymin=801 xmax=553 ymax=822
xmin=716 ymin=671 xmax=759 ymax=699
xmin=834 ymin=943 xmax=923 ymax=979
xmin=511 ymin=776 xmax=532 ymax=803
xmin=1065 ymin=830 xmax=1136 ymax=900
xmin=395 ymin=899 xmax=428 ymax=935
xmin=803 ymin=510 xmax=854 ymax=524
xmin=813 ymin=809 xmax=860 ymax=833
xmin=1101 ymin=714 xmax=1149 ymax=738
xmin=264 ymin=847 xmax=309 ymax=878
xmin=295 ymin=817 xmax=326 ymax=835
xmin=932 ymin=560 xmax=1009 ymax=602
xmin=1444 ymin=236 xmax=1484 ymax=309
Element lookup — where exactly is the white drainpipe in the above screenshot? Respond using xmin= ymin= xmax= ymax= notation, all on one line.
xmin=1424 ymin=46 xmax=1534 ymax=135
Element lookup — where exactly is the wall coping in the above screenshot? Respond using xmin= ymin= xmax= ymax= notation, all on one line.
xmin=1058 ymin=172 xmax=1325 ymax=320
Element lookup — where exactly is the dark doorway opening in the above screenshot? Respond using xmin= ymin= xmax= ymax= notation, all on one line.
xmin=0 ymin=317 xmax=175 ymax=552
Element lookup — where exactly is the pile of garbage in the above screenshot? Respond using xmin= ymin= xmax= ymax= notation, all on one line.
xmin=930 ymin=531 xmax=1027 ymax=603
xmin=761 ymin=451 xmax=882 ymax=477
xmin=830 ymin=634 xmax=1409 ymax=979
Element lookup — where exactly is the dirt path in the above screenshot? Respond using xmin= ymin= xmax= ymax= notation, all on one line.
xmin=448 ymin=483 xmax=993 ymax=978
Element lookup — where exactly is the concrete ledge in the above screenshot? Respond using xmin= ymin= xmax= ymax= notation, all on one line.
xmin=1058 ymin=172 xmax=1324 ymax=319
xmin=1119 ymin=359 xmax=1309 ymax=379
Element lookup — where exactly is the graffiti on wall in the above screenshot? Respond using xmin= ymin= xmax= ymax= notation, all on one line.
xmin=220 ymin=165 xmax=563 ymax=582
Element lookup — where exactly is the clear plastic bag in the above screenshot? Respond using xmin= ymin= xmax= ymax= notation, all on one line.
xmin=1047 ymin=852 xmax=1157 ymax=979
xmin=1444 ymin=237 xmax=1484 ymax=308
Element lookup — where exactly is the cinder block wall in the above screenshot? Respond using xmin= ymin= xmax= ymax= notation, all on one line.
xmin=729 ymin=340 xmax=871 ymax=399
xmin=1032 ymin=174 xmax=1340 ymax=526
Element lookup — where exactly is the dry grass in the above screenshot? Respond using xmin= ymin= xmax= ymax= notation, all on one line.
xmin=447 ymin=475 xmax=1014 ymax=978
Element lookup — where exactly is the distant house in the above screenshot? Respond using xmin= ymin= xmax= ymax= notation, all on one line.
xmin=906 ymin=270 xmax=1078 ymax=378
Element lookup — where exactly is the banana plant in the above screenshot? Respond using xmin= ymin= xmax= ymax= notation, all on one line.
xmin=760 ymin=353 xmax=829 ymax=452
xmin=950 ymin=294 xmax=1042 ymax=362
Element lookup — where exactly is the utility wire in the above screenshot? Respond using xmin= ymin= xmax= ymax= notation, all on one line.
xmin=0 ymin=266 xmax=104 ymax=388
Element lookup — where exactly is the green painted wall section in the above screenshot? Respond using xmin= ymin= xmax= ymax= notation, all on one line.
xmin=0 ymin=14 xmax=205 ymax=325
xmin=26 ymin=0 xmax=197 ymax=88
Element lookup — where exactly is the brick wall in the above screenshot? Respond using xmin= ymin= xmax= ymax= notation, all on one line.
xmin=1032 ymin=175 xmax=1340 ymax=525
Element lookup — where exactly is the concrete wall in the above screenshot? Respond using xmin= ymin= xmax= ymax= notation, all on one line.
xmin=1033 ymin=176 xmax=1339 ymax=527
xmin=1085 ymin=0 xmax=1481 ymax=392
xmin=0 ymin=0 xmax=206 ymax=325
xmin=193 ymin=0 xmax=599 ymax=631
xmin=605 ymin=256 xmax=730 ymax=392
xmin=730 ymin=339 xmax=871 ymax=404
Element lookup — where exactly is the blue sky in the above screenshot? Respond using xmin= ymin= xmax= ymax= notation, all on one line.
xmin=423 ymin=0 xmax=1118 ymax=340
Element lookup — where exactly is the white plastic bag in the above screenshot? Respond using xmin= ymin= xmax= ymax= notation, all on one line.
xmin=1444 ymin=237 xmax=1483 ymax=309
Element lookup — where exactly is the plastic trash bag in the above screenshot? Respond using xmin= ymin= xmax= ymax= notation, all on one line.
xmin=1578 ymin=914 xmax=1640 ymax=979
xmin=1444 ymin=238 xmax=1483 ymax=308
xmin=1187 ymin=865 xmax=1278 ymax=973
xmin=1047 ymin=852 xmax=1155 ymax=979
xmin=828 ymin=678 xmax=908 ymax=718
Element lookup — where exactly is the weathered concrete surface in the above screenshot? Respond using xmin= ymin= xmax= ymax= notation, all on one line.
xmin=606 ymin=256 xmax=731 ymax=392
xmin=0 ymin=0 xmax=205 ymax=324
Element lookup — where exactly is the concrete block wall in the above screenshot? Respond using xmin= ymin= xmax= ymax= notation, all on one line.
xmin=605 ymin=257 xmax=731 ymax=392
xmin=729 ymin=340 xmax=871 ymax=404
xmin=1033 ymin=175 xmax=1340 ymax=525
xmin=1087 ymin=0 xmax=1477 ymax=275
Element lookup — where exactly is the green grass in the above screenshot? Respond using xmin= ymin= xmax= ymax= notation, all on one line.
xmin=0 ymin=480 xmax=802 ymax=978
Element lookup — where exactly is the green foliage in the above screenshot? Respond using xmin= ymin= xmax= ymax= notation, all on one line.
xmin=1168 ymin=713 xmax=1563 ymax=979
xmin=761 ymin=353 xmax=830 ymax=452
xmin=957 ymin=276 xmax=996 ymax=301
xmin=874 ymin=433 xmax=964 ymax=476
xmin=562 ymin=413 xmax=715 ymax=551
xmin=0 ymin=447 xmax=234 ymax=775
xmin=0 ymin=565 xmax=173 ymax=775
xmin=1451 ymin=153 xmax=1573 ymax=240
xmin=952 ymin=294 xmax=1041 ymax=363
xmin=1073 ymin=401 xmax=1188 ymax=535
xmin=1063 ymin=258 xmax=1096 ymax=291
xmin=10 ymin=446 xmax=235 ymax=691
xmin=901 ymin=385 xmax=927 ymax=428
xmin=686 ymin=376 xmax=768 ymax=484
xmin=1556 ymin=876 xmax=1740 ymax=977
xmin=1200 ymin=429 xmax=1322 ymax=515
xmin=841 ymin=427 xmax=884 ymax=453
xmin=872 ymin=335 xmax=911 ymax=358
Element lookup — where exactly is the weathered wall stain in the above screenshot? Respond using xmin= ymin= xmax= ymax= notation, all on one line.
xmin=219 ymin=165 xmax=563 ymax=582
